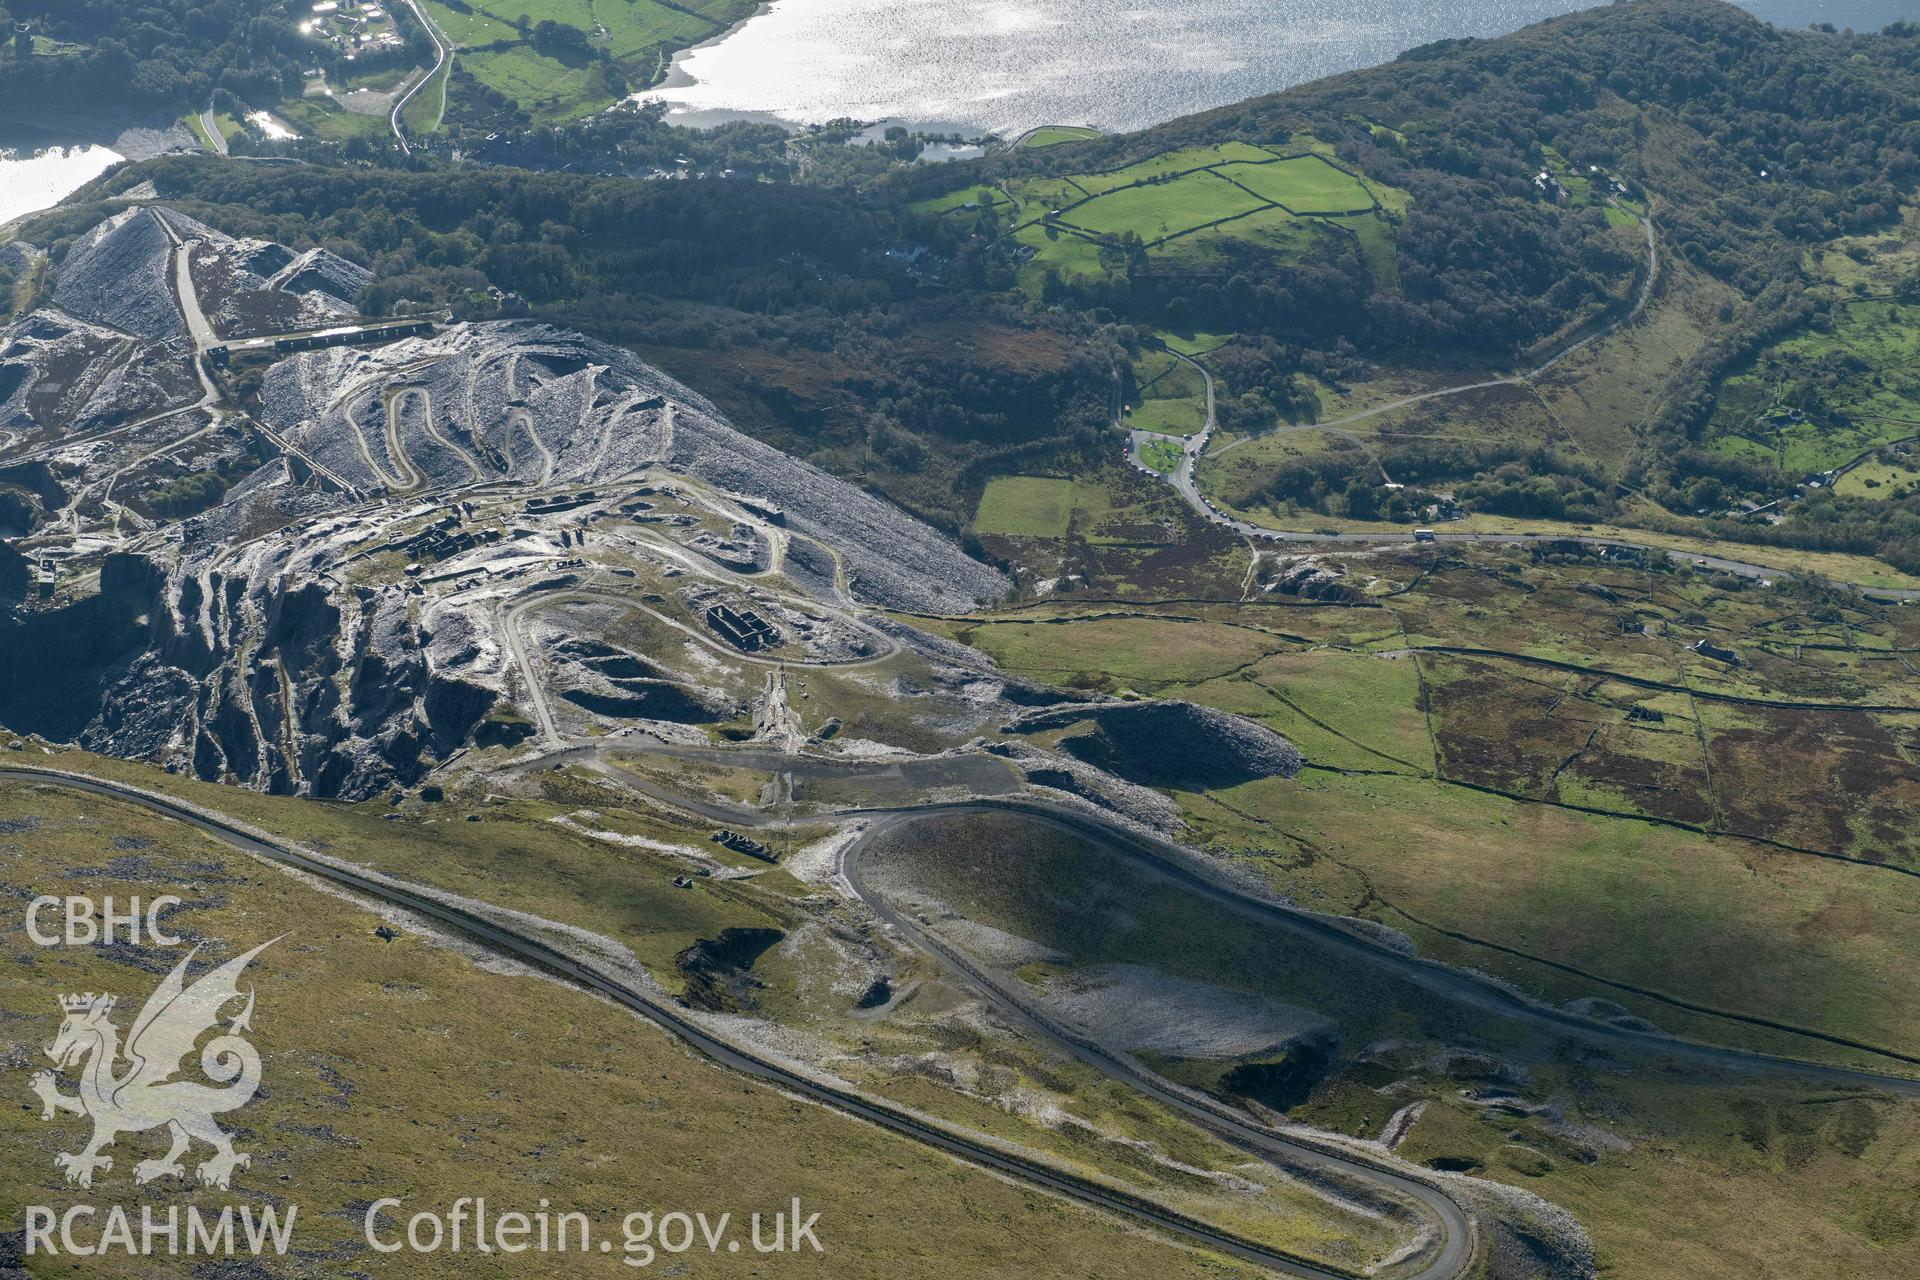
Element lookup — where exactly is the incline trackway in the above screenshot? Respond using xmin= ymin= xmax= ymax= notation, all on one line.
xmin=477 ymin=478 xmax=1920 ymax=1093
xmin=0 ymin=766 xmax=1405 ymax=1280
xmin=837 ymin=803 xmax=1920 ymax=1090
xmin=641 ymin=759 xmax=1920 ymax=1092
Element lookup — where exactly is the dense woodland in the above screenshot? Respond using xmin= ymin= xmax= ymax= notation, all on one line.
xmin=910 ymin=1 xmax=1919 ymax=356
xmin=15 ymin=0 xmax=1920 ymax=561
xmin=0 ymin=1 xmax=315 ymax=116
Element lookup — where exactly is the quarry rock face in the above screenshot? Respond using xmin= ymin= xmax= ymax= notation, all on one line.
xmin=258 ymin=320 xmax=1010 ymax=613
xmin=0 ymin=208 xmax=1011 ymax=799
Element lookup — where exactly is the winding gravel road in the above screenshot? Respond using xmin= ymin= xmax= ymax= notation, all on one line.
xmin=1136 ymin=211 xmax=1920 ymax=601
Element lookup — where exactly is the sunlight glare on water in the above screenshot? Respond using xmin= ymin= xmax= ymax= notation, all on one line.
xmin=638 ymin=0 xmax=1920 ymax=135
xmin=640 ymin=0 xmax=1603 ymax=134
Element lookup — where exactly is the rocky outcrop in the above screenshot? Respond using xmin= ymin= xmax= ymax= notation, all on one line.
xmin=675 ymin=928 xmax=785 ymax=1012
xmin=981 ymin=739 xmax=1186 ymax=832
xmin=269 ymin=247 xmax=370 ymax=307
xmin=1268 ymin=557 xmax=1363 ymax=603
xmin=0 ymin=542 xmax=26 ymax=604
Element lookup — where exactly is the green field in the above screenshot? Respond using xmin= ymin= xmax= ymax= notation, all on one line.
xmin=912 ymin=139 xmax=1410 ymax=303
xmin=1705 ymin=299 xmax=1920 ymax=476
xmin=456 ymin=0 xmax=714 ymax=57
xmin=400 ymin=55 xmax=450 ymax=137
xmin=1069 ymin=142 xmax=1275 ymax=196
xmin=913 ymin=184 xmax=1012 ymax=216
xmin=426 ymin=0 xmax=749 ymax=121
xmin=461 ymin=45 xmax=609 ymax=121
xmin=1128 ymin=349 xmax=1208 ymax=435
xmin=946 ymin=548 xmax=1920 ymax=1071
xmin=1020 ymin=125 xmax=1102 ymax=149
xmin=1213 ymin=155 xmax=1376 ymax=213
xmin=1060 ymin=170 xmax=1268 ymax=242
xmin=972 ymin=475 xmax=1077 ymax=538
xmin=1834 ymin=447 xmax=1920 ymax=498
xmin=274 ymin=95 xmax=392 ymax=140
xmin=421 ymin=0 xmax=521 ymax=44
xmin=1138 ymin=437 xmax=1185 ymax=472
xmin=1155 ymin=329 xmax=1233 ymax=356
xmin=1132 ymin=398 xmax=1206 ymax=435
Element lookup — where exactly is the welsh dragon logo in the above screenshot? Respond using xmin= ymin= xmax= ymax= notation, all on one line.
xmin=29 ymin=940 xmax=276 ymax=1190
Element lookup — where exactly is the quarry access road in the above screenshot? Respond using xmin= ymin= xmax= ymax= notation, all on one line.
xmin=525 ymin=735 xmax=1920 ymax=1095
xmin=380 ymin=387 xmax=432 ymax=490
xmin=494 ymin=555 xmax=907 ymax=747
xmin=0 ymin=765 xmax=1382 ymax=1280
xmin=405 ymin=385 xmax=487 ymax=482
xmin=833 ymin=803 xmax=1920 ymax=1088
xmin=507 ymin=409 xmax=557 ymax=485
xmin=552 ymin=586 xmax=900 ymax=671
xmin=1211 ymin=206 xmax=1658 ymax=462
xmin=840 ymin=810 xmax=1471 ymax=1280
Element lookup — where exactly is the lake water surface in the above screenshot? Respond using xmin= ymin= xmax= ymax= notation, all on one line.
xmin=641 ymin=0 xmax=1920 ymax=136
xmin=0 ymin=142 xmax=123 ymax=226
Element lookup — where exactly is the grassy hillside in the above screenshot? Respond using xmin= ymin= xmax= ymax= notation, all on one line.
xmin=0 ymin=775 xmax=1301 ymax=1278
xmin=0 ymin=750 xmax=1416 ymax=1273
xmin=935 ymin=543 xmax=1920 ymax=1067
xmin=901 ymin=533 xmax=1920 ymax=1278
xmin=900 ymin=0 xmax=1920 ymax=568
xmin=857 ymin=799 xmax=1920 ymax=1280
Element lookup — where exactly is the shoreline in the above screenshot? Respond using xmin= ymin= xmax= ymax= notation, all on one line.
xmin=628 ymin=0 xmax=999 ymax=138
xmin=0 ymin=107 xmax=195 ymax=161
xmin=619 ymin=0 xmax=1906 ymax=144
xmin=0 ymin=113 xmax=194 ymax=230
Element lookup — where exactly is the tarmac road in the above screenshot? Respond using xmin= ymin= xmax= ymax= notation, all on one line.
xmin=389 ymin=0 xmax=450 ymax=155
xmin=0 ymin=765 xmax=1391 ymax=1280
